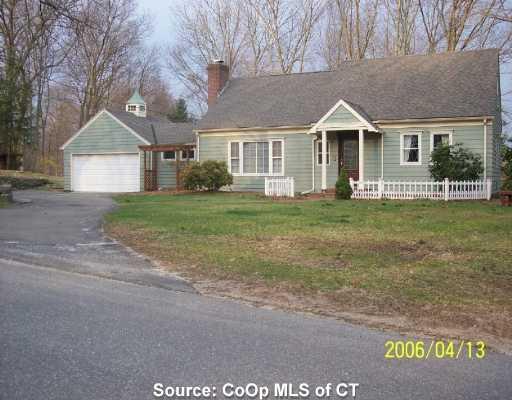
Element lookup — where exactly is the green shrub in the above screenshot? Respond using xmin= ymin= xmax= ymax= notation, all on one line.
xmin=429 ymin=144 xmax=483 ymax=181
xmin=182 ymin=162 xmax=204 ymax=191
xmin=181 ymin=160 xmax=233 ymax=191
xmin=502 ymin=144 xmax=512 ymax=191
xmin=335 ymin=168 xmax=353 ymax=199
xmin=0 ymin=176 xmax=49 ymax=189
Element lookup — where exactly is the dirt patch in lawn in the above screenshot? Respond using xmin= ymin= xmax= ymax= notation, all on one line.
xmin=106 ymin=222 xmax=512 ymax=354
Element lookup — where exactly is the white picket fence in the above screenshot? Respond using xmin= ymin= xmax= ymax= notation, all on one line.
xmin=265 ymin=177 xmax=295 ymax=198
xmin=350 ymin=178 xmax=492 ymax=201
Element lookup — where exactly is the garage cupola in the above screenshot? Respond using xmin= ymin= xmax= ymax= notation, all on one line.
xmin=126 ymin=89 xmax=147 ymax=117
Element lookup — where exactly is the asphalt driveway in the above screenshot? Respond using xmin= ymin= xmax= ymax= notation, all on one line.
xmin=0 ymin=190 xmax=192 ymax=292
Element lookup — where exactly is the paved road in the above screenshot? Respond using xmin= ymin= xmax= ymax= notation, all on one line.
xmin=1 ymin=191 xmax=511 ymax=399
xmin=0 ymin=191 xmax=191 ymax=292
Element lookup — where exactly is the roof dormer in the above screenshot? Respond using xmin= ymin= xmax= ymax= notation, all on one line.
xmin=126 ymin=89 xmax=147 ymax=117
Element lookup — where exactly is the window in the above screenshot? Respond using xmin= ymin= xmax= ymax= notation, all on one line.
xmin=400 ymin=133 xmax=422 ymax=165
xmin=229 ymin=142 xmax=240 ymax=174
xmin=229 ymin=140 xmax=283 ymax=176
xmin=162 ymin=151 xmax=176 ymax=161
xmin=139 ymin=105 xmax=146 ymax=112
xmin=181 ymin=149 xmax=195 ymax=160
xmin=127 ymin=105 xmax=137 ymax=112
xmin=271 ymin=140 xmax=283 ymax=174
xmin=430 ymin=131 xmax=452 ymax=152
xmin=316 ymin=141 xmax=330 ymax=165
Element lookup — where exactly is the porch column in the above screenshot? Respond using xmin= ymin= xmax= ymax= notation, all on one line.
xmin=321 ymin=130 xmax=327 ymax=191
xmin=358 ymin=129 xmax=364 ymax=181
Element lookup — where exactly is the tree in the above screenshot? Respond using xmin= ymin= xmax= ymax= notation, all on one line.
xmin=321 ymin=0 xmax=380 ymax=67
xmin=168 ymin=98 xmax=189 ymax=122
xmin=501 ymin=140 xmax=512 ymax=190
xmin=335 ymin=167 xmax=353 ymax=199
xmin=64 ymin=0 xmax=148 ymax=126
xmin=429 ymin=144 xmax=484 ymax=181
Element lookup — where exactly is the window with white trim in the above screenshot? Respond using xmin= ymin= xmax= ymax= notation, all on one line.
xmin=400 ymin=133 xmax=421 ymax=165
xmin=229 ymin=142 xmax=240 ymax=174
xmin=228 ymin=140 xmax=283 ymax=176
xmin=127 ymin=105 xmax=137 ymax=112
xmin=181 ymin=149 xmax=195 ymax=160
xmin=162 ymin=151 xmax=176 ymax=161
xmin=316 ymin=141 xmax=330 ymax=165
xmin=430 ymin=131 xmax=452 ymax=151
xmin=139 ymin=105 xmax=146 ymax=112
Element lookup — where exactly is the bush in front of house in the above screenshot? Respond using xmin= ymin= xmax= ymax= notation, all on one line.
xmin=502 ymin=144 xmax=512 ymax=191
xmin=429 ymin=144 xmax=483 ymax=181
xmin=0 ymin=175 xmax=50 ymax=190
xmin=182 ymin=162 xmax=204 ymax=191
xmin=335 ymin=168 xmax=353 ymax=199
xmin=182 ymin=160 xmax=233 ymax=191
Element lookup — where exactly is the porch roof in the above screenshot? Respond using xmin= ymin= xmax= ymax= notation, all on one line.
xmin=308 ymin=99 xmax=379 ymax=133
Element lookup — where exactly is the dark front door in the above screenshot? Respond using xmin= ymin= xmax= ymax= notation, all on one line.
xmin=338 ymin=136 xmax=359 ymax=181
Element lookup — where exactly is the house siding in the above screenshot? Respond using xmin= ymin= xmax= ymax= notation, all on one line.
xmin=63 ymin=112 xmax=145 ymax=191
xmin=199 ymin=131 xmax=314 ymax=193
xmin=325 ymin=104 xmax=360 ymax=125
xmin=198 ymin=123 xmax=493 ymax=194
xmin=380 ymin=124 xmax=488 ymax=181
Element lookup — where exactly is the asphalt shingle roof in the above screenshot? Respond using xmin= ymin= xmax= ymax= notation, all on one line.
xmin=198 ymin=49 xmax=500 ymax=130
xmin=108 ymin=109 xmax=195 ymax=145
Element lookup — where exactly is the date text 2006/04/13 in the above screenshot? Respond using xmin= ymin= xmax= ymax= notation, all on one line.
xmin=385 ymin=340 xmax=486 ymax=360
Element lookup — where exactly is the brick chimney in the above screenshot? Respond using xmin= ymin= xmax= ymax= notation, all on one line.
xmin=207 ymin=60 xmax=229 ymax=108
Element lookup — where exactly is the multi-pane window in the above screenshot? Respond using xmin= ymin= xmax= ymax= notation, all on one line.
xmin=316 ymin=141 xmax=330 ymax=165
xmin=401 ymin=133 xmax=421 ymax=165
xmin=127 ymin=105 xmax=137 ymax=112
xmin=229 ymin=140 xmax=283 ymax=175
xmin=431 ymin=132 xmax=452 ymax=151
xmin=181 ymin=149 xmax=195 ymax=160
xmin=162 ymin=151 xmax=175 ymax=161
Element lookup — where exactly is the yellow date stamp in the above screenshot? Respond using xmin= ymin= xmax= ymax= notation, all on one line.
xmin=385 ymin=340 xmax=486 ymax=360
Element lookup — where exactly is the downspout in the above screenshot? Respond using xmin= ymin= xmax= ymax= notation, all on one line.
xmin=196 ymin=132 xmax=200 ymax=162
xmin=301 ymin=137 xmax=317 ymax=195
xmin=483 ymin=118 xmax=487 ymax=181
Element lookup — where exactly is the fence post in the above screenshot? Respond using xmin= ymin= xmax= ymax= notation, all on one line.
xmin=486 ymin=179 xmax=492 ymax=201
xmin=444 ymin=178 xmax=449 ymax=201
xmin=290 ymin=177 xmax=295 ymax=198
xmin=378 ymin=178 xmax=383 ymax=199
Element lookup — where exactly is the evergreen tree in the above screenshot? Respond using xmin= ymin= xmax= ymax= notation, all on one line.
xmin=168 ymin=98 xmax=189 ymax=122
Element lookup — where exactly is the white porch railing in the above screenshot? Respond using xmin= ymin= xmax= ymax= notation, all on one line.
xmin=265 ymin=177 xmax=295 ymax=198
xmin=350 ymin=178 xmax=492 ymax=201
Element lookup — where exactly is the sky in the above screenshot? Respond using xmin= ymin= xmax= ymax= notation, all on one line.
xmin=138 ymin=0 xmax=511 ymax=135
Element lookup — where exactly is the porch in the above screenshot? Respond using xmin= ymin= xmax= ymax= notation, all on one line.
xmin=139 ymin=143 xmax=196 ymax=191
xmin=308 ymin=99 xmax=382 ymax=192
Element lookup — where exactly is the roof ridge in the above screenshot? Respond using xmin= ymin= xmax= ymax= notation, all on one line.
xmin=229 ymin=48 xmax=498 ymax=82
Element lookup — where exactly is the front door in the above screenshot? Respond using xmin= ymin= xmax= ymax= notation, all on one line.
xmin=338 ymin=136 xmax=359 ymax=181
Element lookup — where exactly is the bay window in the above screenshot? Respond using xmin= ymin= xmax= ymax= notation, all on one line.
xmin=229 ymin=140 xmax=283 ymax=176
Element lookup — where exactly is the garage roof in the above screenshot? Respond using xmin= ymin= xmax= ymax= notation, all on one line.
xmin=108 ymin=109 xmax=196 ymax=145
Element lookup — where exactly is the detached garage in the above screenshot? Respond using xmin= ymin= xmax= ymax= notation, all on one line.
xmin=61 ymin=91 xmax=195 ymax=193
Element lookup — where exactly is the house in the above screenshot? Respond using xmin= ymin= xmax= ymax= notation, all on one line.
xmin=60 ymin=90 xmax=195 ymax=192
xmin=197 ymin=49 xmax=502 ymax=194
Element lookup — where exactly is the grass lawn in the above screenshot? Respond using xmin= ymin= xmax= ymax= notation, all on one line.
xmin=106 ymin=193 xmax=512 ymax=342
xmin=0 ymin=170 xmax=64 ymax=190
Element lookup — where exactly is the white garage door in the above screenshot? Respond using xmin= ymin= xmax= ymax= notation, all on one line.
xmin=72 ymin=153 xmax=140 ymax=192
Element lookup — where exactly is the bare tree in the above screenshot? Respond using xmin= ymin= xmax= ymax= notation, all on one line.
xmin=321 ymin=0 xmax=379 ymax=68
xmin=384 ymin=0 xmax=418 ymax=55
xmin=64 ymin=0 xmax=147 ymax=126
xmin=167 ymin=0 xmax=246 ymax=112
xmin=248 ymin=0 xmax=325 ymax=73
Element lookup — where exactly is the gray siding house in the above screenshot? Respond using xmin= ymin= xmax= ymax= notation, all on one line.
xmin=60 ymin=91 xmax=195 ymax=192
xmin=197 ymin=49 xmax=502 ymax=194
